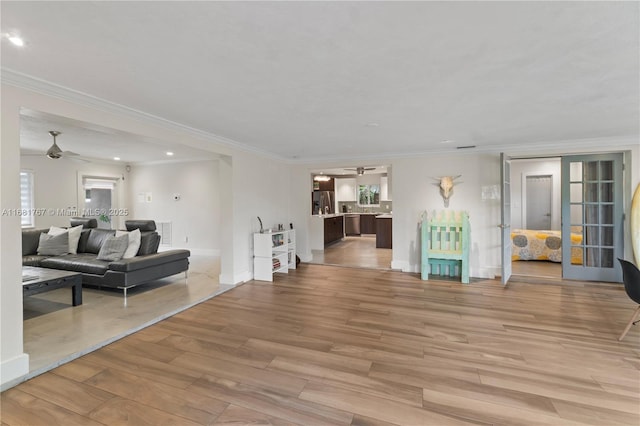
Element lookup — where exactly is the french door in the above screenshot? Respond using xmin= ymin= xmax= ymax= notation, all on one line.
xmin=561 ymin=153 xmax=623 ymax=282
xmin=500 ymin=153 xmax=512 ymax=286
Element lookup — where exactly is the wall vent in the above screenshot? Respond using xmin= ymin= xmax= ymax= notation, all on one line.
xmin=157 ymin=221 xmax=172 ymax=246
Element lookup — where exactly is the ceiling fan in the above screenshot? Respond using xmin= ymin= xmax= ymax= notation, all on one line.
xmin=344 ymin=166 xmax=376 ymax=176
xmin=23 ymin=130 xmax=90 ymax=162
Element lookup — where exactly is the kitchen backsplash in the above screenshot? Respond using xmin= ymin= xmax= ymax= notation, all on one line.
xmin=338 ymin=201 xmax=392 ymax=213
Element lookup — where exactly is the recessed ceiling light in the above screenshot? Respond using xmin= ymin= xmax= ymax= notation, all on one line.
xmin=440 ymin=140 xmax=454 ymax=144
xmin=166 ymin=151 xmax=174 ymax=156
xmin=7 ymin=34 xmax=24 ymax=47
xmin=365 ymin=122 xmax=380 ymax=127
xmin=113 ymin=157 xmax=121 ymax=161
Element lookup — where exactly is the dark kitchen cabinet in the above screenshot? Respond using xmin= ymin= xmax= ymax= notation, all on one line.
xmin=318 ymin=178 xmax=335 ymax=191
xmin=360 ymin=214 xmax=376 ymax=234
xmin=324 ymin=215 xmax=344 ymax=246
xmin=376 ymin=216 xmax=392 ymax=249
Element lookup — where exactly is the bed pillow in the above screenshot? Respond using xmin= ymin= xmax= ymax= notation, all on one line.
xmin=115 ymin=228 xmax=141 ymax=259
xmin=37 ymin=232 xmax=69 ymax=256
xmin=49 ymin=225 xmax=83 ymax=254
xmin=96 ymin=234 xmax=129 ymax=261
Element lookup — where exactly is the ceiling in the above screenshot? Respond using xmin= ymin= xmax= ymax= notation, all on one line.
xmin=19 ymin=110 xmax=218 ymax=164
xmin=2 ymin=2 xmax=638 ymax=162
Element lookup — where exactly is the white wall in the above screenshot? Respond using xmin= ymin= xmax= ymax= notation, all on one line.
xmin=1 ymin=87 xmax=29 ymax=387
xmin=128 ymin=160 xmax=221 ymax=254
xmin=20 ymin=155 xmax=129 ymax=229
xmin=0 ymin=82 xmax=291 ymax=388
xmin=390 ymin=153 xmax=502 ymax=278
xmin=510 ymin=158 xmax=561 ymax=230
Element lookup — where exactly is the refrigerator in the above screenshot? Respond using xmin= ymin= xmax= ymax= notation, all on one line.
xmin=312 ymin=191 xmax=335 ymax=215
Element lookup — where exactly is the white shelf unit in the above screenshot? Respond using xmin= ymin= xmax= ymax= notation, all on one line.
xmin=287 ymin=229 xmax=296 ymax=270
xmin=253 ymin=229 xmax=296 ymax=282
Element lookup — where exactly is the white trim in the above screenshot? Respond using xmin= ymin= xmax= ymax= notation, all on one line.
xmin=1 ymin=68 xmax=281 ymax=161
xmin=0 ymin=353 xmax=29 ymax=391
xmin=219 ymin=270 xmax=251 ymax=285
xmin=391 ymin=260 xmax=415 ymax=273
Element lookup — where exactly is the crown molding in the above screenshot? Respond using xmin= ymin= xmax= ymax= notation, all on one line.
xmin=290 ymin=134 xmax=639 ymax=165
xmin=1 ymin=68 xmax=285 ymax=161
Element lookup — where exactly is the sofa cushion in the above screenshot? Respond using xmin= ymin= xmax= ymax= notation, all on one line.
xmin=40 ymin=254 xmax=109 ymax=275
xmin=85 ymin=229 xmax=116 ymax=254
xmin=48 ymin=225 xmax=83 ymax=254
xmin=22 ymin=254 xmax=52 ymax=267
xmin=138 ymin=232 xmax=160 ymax=255
xmin=97 ymin=234 xmax=129 ymax=261
xmin=77 ymin=229 xmax=92 ymax=253
xmin=37 ymin=232 xmax=69 ymax=256
xmin=116 ymin=228 xmax=141 ymax=259
xmin=125 ymin=220 xmax=156 ymax=232
xmin=22 ymin=229 xmax=47 ymax=256
xmin=70 ymin=217 xmax=98 ymax=229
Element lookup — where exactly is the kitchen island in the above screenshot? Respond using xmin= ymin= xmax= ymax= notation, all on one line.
xmin=309 ymin=214 xmax=344 ymax=250
xmin=375 ymin=214 xmax=393 ymax=249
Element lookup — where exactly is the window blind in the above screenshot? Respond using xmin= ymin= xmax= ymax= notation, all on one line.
xmin=20 ymin=171 xmax=34 ymax=227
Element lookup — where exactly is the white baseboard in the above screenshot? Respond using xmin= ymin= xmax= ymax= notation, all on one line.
xmin=219 ymin=270 xmax=251 ymax=285
xmin=0 ymin=353 xmax=29 ymax=391
xmin=299 ymin=251 xmax=313 ymax=262
xmin=391 ymin=260 xmax=418 ymax=273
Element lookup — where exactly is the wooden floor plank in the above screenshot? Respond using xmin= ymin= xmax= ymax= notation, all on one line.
xmin=2 ymin=263 xmax=638 ymax=425
xmin=0 ymin=389 xmax=104 ymax=426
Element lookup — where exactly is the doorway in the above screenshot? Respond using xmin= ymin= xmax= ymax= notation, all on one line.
xmin=79 ymin=176 xmax=120 ymax=229
xmin=525 ymin=174 xmax=552 ymax=230
xmin=507 ymin=154 xmax=625 ymax=283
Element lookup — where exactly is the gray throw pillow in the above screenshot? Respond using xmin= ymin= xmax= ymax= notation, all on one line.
xmin=96 ymin=234 xmax=129 ymax=261
xmin=37 ymin=232 xmax=69 ymax=256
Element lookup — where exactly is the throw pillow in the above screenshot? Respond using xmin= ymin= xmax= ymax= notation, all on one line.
xmin=37 ymin=232 xmax=70 ymax=256
xmin=115 ymin=228 xmax=141 ymax=259
xmin=49 ymin=225 xmax=83 ymax=254
xmin=96 ymin=234 xmax=129 ymax=262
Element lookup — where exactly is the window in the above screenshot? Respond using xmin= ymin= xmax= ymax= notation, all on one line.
xmin=358 ymin=184 xmax=380 ymax=206
xmin=20 ymin=171 xmax=35 ymax=228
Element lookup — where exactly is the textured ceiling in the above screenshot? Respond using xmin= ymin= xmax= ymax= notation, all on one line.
xmin=2 ymin=1 xmax=638 ymax=161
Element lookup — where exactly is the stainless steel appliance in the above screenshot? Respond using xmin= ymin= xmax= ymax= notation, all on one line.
xmin=345 ymin=214 xmax=361 ymax=236
xmin=312 ymin=191 xmax=335 ymax=215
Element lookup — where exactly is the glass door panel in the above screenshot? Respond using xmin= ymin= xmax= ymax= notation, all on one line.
xmin=562 ymin=153 xmax=623 ymax=282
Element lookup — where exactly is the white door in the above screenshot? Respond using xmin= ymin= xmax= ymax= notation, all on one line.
xmin=561 ymin=153 xmax=623 ymax=282
xmin=500 ymin=153 xmax=512 ymax=286
xmin=526 ymin=175 xmax=552 ymax=230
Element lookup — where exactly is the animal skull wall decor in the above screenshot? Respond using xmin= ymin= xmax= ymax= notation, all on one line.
xmin=433 ymin=175 xmax=462 ymax=207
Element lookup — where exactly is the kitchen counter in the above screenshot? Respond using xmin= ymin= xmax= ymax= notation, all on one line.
xmin=310 ymin=214 xmax=344 ymax=250
xmin=376 ymin=215 xmax=393 ymax=248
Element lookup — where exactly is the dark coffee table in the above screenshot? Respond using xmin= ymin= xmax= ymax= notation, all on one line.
xmin=22 ymin=266 xmax=83 ymax=306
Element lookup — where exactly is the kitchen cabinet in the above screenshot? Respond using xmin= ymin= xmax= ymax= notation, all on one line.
xmin=376 ymin=216 xmax=392 ymax=248
xmin=317 ymin=178 xmax=335 ymax=191
xmin=324 ymin=215 xmax=344 ymax=245
xmin=360 ymin=214 xmax=376 ymax=234
xmin=381 ymin=176 xmax=390 ymax=201
xmin=336 ymin=178 xmax=356 ymax=202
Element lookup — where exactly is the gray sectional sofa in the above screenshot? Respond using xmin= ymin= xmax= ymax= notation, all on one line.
xmin=22 ymin=218 xmax=190 ymax=297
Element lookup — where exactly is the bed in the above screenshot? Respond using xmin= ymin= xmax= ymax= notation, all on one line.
xmin=511 ymin=229 xmax=583 ymax=265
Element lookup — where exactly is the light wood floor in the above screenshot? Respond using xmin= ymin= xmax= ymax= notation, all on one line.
xmin=512 ymin=260 xmax=562 ymax=279
xmin=2 ymin=264 xmax=639 ymax=425
xmin=310 ymin=235 xmax=392 ymax=269
xmin=22 ymin=255 xmax=229 ymax=377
